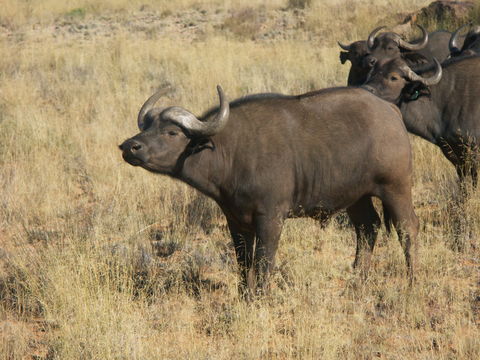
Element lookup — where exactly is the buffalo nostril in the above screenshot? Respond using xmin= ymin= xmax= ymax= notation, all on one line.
xmin=132 ymin=143 xmax=142 ymax=152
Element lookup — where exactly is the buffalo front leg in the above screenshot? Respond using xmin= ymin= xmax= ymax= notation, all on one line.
xmin=347 ymin=196 xmax=381 ymax=280
xmin=456 ymin=160 xmax=478 ymax=195
xmin=227 ymin=219 xmax=254 ymax=298
xmin=440 ymin=140 xmax=478 ymax=191
xmin=459 ymin=142 xmax=478 ymax=189
xmin=251 ymin=213 xmax=285 ymax=295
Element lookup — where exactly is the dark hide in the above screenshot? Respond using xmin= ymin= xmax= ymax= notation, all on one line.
xmin=120 ymin=87 xmax=419 ymax=296
xmin=416 ymin=30 xmax=453 ymax=63
xmin=340 ymin=30 xmax=454 ymax=86
xmin=451 ymin=26 xmax=480 ymax=57
xmin=364 ymin=56 xmax=480 ymax=186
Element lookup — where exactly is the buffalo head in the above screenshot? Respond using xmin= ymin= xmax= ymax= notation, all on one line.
xmin=364 ymin=25 xmax=429 ymax=68
xmin=338 ymin=25 xmax=430 ymax=86
xmin=120 ymin=86 xmax=229 ymax=174
xmin=338 ymin=40 xmax=369 ymax=65
xmin=337 ymin=40 xmax=371 ymax=85
xmin=364 ymin=57 xmax=442 ymax=104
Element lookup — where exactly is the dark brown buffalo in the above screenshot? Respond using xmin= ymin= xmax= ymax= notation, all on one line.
xmin=339 ymin=26 xmax=454 ymax=85
xmin=120 ymin=85 xmax=419 ymax=295
xmin=338 ymin=40 xmax=370 ymax=85
xmin=364 ymin=55 xmax=480 ymax=186
xmin=450 ymin=23 xmax=480 ymax=57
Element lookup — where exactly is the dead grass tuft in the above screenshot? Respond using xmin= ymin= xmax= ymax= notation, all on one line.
xmin=0 ymin=0 xmax=479 ymax=359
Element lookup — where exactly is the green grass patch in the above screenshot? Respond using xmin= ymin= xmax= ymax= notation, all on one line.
xmin=65 ymin=7 xmax=86 ymax=19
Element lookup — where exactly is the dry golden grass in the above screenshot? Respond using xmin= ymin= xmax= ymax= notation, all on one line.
xmin=0 ymin=0 xmax=286 ymax=28
xmin=1 ymin=0 xmax=479 ymax=359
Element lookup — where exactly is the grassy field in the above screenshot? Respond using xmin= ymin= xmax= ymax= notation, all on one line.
xmin=1 ymin=0 xmax=479 ymax=359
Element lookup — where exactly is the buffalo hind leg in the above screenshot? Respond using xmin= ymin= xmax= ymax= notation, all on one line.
xmin=382 ymin=186 xmax=419 ymax=284
xmin=227 ymin=218 xmax=254 ymax=298
xmin=347 ymin=196 xmax=381 ymax=280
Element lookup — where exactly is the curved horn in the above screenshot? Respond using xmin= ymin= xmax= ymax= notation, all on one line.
xmin=471 ymin=25 xmax=480 ymax=36
xmin=337 ymin=41 xmax=351 ymax=51
xmin=367 ymin=26 xmax=386 ymax=50
xmin=137 ymin=87 xmax=172 ymax=130
xmin=397 ymin=24 xmax=428 ymax=51
xmin=161 ymin=85 xmax=230 ymax=137
xmin=402 ymin=58 xmax=442 ymax=86
xmin=449 ymin=22 xmax=471 ymax=55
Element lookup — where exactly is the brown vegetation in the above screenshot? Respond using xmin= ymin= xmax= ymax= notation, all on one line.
xmin=0 ymin=0 xmax=479 ymax=359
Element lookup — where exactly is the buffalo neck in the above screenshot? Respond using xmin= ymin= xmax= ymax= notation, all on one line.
xmin=173 ymin=136 xmax=229 ymax=202
xmin=399 ymin=94 xmax=442 ymax=144
xmin=398 ymin=69 xmax=454 ymax=144
xmin=348 ymin=67 xmax=369 ymax=86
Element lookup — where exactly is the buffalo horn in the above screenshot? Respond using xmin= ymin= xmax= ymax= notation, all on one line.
xmin=402 ymin=58 xmax=442 ymax=86
xmin=161 ymin=85 xmax=230 ymax=137
xmin=337 ymin=41 xmax=351 ymax=51
xmin=449 ymin=22 xmax=470 ymax=55
xmin=367 ymin=26 xmax=386 ymax=50
xmin=137 ymin=87 xmax=171 ymax=130
xmin=396 ymin=24 xmax=428 ymax=51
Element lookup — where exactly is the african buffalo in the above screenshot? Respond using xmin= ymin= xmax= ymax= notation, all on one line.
xmin=120 ymin=85 xmax=419 ymax=295
xmin=339 ymin=25 xmax=454 ymax=85
xmin=450 ymin=23 xmax=480 ymax=57
xmin=364 ymin=55 xmax=480 ymax=186
xmin=338 ymin=40 xmax=370 ymax=86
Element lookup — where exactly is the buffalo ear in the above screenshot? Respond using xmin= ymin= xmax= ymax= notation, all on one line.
xmin=402 ymin=81 xmax=430 ymax=102
xmin=402 ymin=52 xmax=429 ymax=65
xmin=188 ymin=137 xmax=214 ymax=154
xmin=339 ymin=51 xmax=349 ymax=64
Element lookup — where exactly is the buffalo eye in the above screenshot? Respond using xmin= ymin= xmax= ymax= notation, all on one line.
xmin=390 ymin=75 xmax=399 ymax=81
xmin=168 ymin=130 xmax=178 ymax=136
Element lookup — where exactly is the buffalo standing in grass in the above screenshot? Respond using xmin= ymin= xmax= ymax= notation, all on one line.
xmin=449 ymin=23 xmax=480 ymax=57
xmin=339 ymin=25 xmax=454 ymax=85
xmin=363 ymin=55 xmax=480 ymax=186
xmin=120 ymin=85 xmax=419 ymax=295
